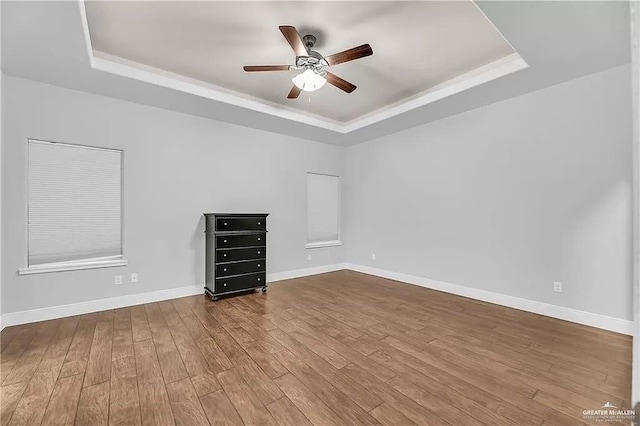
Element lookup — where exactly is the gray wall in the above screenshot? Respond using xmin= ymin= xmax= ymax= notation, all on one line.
xmin=2 ymin=75 xmax=343 ymax=314
xmin=344 ymin=64 xmax=633 ymax=321
xmin=2 ymin=65 xmax=633 ymax=323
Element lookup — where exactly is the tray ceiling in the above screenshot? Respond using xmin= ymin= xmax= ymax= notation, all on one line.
xmin=1 ymin=1 xmax=630 ymax=145
xmin=84 ymin=1 xmax=522 ymax=127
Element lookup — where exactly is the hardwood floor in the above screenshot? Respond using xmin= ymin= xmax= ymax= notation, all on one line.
xmin=0 ymin=270 xmax=632 ymax=425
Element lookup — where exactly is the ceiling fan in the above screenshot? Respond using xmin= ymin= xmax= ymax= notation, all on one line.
xmin=243 ymin=26 xmax=373 ymax=99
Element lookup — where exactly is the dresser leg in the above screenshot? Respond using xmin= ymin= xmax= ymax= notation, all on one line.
xmin=212 ymin=295 xmax=219 ymax=301
xmin=261 ymin=286 xmax=268 ymax=293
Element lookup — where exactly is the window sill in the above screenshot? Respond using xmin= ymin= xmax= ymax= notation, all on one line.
xmin=18 ymin=259 xmax=128 ymax=275
xmin=306 ymin=240 xmax=343 ymax=249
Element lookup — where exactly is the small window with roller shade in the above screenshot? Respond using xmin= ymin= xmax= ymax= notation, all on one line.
xmin=306 ymin=172 xmax=341 ymax=248
xmin=19 ymin=139 xmax=127 ymax=274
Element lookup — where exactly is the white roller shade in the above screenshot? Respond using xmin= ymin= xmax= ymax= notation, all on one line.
xmin=28 ymin=140 xmax=123 ymax=266
xmin=307 ymin=173 xmax=340 ymax=245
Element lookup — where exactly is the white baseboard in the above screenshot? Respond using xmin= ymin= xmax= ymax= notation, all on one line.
xmin=1 ymin=284 xmax=203 ymax=328
xmin=0 ymin=263 xmax=348 ymax=329
xmin=267 ymin=263 xmax=347 ymax=283
xmin=344 ymin=263 xmax=634 ymax=336
xmin=2 ymin=262 xmax=632 ymax=336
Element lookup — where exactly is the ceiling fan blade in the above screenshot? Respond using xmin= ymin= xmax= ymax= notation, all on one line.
xmin=243 ymin=65 xmax=291 ymax=72
xmin=279 ymin=26 xmax=308 ymax=57
xmin=324 ymin=44 xmax=373 ymax=66
xmin=287 ymin=85 xmax=302 ymax=99
xmin=326 ymin=72 xmax=356 ymax=93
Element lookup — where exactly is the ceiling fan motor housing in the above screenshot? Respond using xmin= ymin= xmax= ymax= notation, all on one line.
xmin=302 ymin=34 xmax=317 ymax=51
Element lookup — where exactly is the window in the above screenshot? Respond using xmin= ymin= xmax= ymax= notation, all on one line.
xmin=20 ymin=139 xmax=126 ymax=274
xmin=306 ymin=172 xmax=341 ymax=248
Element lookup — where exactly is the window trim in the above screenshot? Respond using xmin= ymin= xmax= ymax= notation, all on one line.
xmin=306 ymin=172 xmax=342 ymax=249
xmin=305 ymin=240 xmax=343 ymax=249
xmin=21 ymin=138 xmax=127 ymax=274
xmin=18 ymin=257 xmax=128 ymax=275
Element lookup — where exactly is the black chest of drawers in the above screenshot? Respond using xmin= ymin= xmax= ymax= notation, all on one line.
xmin=203 ymin=213 xmax=269 ymax=301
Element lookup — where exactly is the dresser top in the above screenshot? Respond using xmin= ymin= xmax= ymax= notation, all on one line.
xmin=203 ymin=213 xmax=269 ymax=217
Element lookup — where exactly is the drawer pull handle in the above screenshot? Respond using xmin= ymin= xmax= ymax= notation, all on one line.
xmin=258 ymin=237 xmax=261 ymax=241
xmin=258 ymin=278 xmax=261 ymax=281
xmin=223 ymin=222 xmax=227 ymax=226
xmin=223 ymin=268 xmax=227 ymax=272
xmin=223 ymin=239 xmax=227 ymax=243
xmin=223 ymin=254 xmax=227 ymax=257
xmin=257 ymin=264 xmax=261 ymax=267
xmin=258 ymin=221 xmax=261 ymax=225
xmin=257 ymin=251 xmax=261 ymax=255
xmin=223 ymin=283 xmax=227 ymax=287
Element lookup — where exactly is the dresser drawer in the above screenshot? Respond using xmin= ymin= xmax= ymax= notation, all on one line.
xmin=216 ymin=233 xmax=265 ymax=248
xmin=216 ymin=260 xmax=265 ymax=277
xmin=216 ymin=217 xmax=266 ymax=232
xmin=216 ymin=247 xmax=265 ymax=263
xmin=215 ymin=273 xmax=265 ymax=293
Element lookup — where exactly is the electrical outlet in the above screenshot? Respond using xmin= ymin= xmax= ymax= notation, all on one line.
xmin=371 ymin=253 xmax=376 ymax=261
xmin=553 ymin=281 xmax=563 ymax=293
xmin=131 ymin=273 xmax=138 ymax=283
xmin=307 ymin=254 xmax=312 ymax=261
xmin=114 ymin=275 xmax=122 ymax=285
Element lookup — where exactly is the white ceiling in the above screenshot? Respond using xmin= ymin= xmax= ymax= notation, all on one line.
xmin=84 ymin=1 xmax=514 ymax=123
xmin=1 ymin=1 xmax=631 ymax=145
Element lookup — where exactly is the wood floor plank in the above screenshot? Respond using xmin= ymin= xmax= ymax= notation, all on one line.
xmin=188 ymin=303 xmax=249 ymax=363
xmin=84 ymin=321 xmax=113 ymax=387
xmin=190 ymin=372 xmax=222 ymax=397
xmin=235 ymin=355 xmax=283 ymax=405
xmin=369 ymin=402 xmax=417 ymax=426
xmin=168 ymin=321 xmax=211 ymax=378
xmin=200 ymin=389 xmax=244 ymax=426
xmin=242 ymin=341 xmax=289 ymax=379
xmin=2 ymin=320 xmax=61 ymax=386
xmin=269 ymin=326 xmax=387 ymax=412
xmin=217 ymin=368 xmax=277 ymax=426
xmin=388 ymin=375 xmax=499 ymax=425
xmin=180 ymin=314 xmax=233 ymax=373
xmin=145 ymin=303 xmax=189 ymax=384
xmin=0 ymin=381 xmax=28 ymax=425
xmin=272 ymin=349 xmax=379 ymax=425
xmin=134 ymin=339 xmax=174 ymax=425
xmin=158 ymin=301 xmax=183 ymax=327
xmin=341 ymin=362 xmax=458 ymax=425
xmin=111 ymin=308 xmax=134 ymax=362
xmin=130 ymin=306 xmax=152 ymax=342
xmin=273 ymin=373 xmax=343 ymax=426
xmin=59 ymin=316 xmax=99 ymax=378
xmin=1 ymin=326 xmax=40 ymax=383
xmin=369 ymin=349 xmax=542 ymax=425
xmin=43 ymin=317 xmax=80 ymax=360
xmin=266 ymin=396 xmax=314 ymax=426
xmin=109 ymin=356 xmax=141 ymax=426
xmin=287 ymin=320 xmax=396 ymax=382
xmin=8 ymin=356 xmax=65 ymax=425
xmin=165 ymin=377 xmax=209 ymax=426
xmin=0 ymin=325 xmax=26 ymax=354
xmin=76 ymin=381 xmax=110 ymax=426
xmin=40 ymin=373 xmax=84 ymax=426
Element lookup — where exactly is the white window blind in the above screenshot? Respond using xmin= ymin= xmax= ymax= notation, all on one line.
xmin=27 ymin=140 xmax=123 ymax=267
xmin=307 ymin=173 xmax=340 ymax=247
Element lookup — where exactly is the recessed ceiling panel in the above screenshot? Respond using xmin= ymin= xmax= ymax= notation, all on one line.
xmin=86 ymin=1 xmax=515 ymax=123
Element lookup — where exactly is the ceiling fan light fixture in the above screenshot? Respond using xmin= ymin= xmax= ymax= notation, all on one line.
xmin=292 ymin=69 xmax=326 ymax=92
